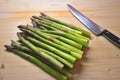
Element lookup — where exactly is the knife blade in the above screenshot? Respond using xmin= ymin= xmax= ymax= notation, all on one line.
xmin=67 ymin=4 xmax=120 ymax=48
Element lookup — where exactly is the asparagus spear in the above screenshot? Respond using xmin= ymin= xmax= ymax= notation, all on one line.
xmin=11 ymin=40 xmax=32 ymax=52
xmin=41 ymin=33 xmax=84 ymax=55
xmin=39 ymin=48 xmax=72 ymax=78
xmin=10 ymin=41 xmax=72 ymax=77
xmin=46 ymin=33 xmax=83 ymax=49
xmin=33 ymin=27 xmax=82 ymax=54
xmin=41 ymin=30 xmax=89 ymax=47
xmin=17 ymin=27 xmax=77 ymax=63
xmin=11 ymin=39 xmax=73 ymax=68
xmin=40 ymin=17 xmax=90 ymax=40
xmin=38 ymin=18 xmax=90 ymax=41
xmin=25 ymin=36 xmax=76 ymax=63
xmin=4 ymin=45 xmax=68 ymax=80
xmin=17 ymin=33 xmax=65 ymax=69
xmin=32 ymin=17 xmax=83 ymax=37
xmin=40 ymin=13 xmax=90 ymax=37
xmin=32 ymin=15 xmax=82 ymax=36
xmin=24 ymin=30 xmax=70 ymax=53
xmin=31 ymin=18 xmax=48 ymax=30
xmin=22 ymin=28 xmax=82 ymax=59
xmin=31 ymin=18 xmax=57 ymax=30
xmin=39 ymin=40 xmax=82 ymax=60
xmin=18 ymin=25 xmax=83 ymax=55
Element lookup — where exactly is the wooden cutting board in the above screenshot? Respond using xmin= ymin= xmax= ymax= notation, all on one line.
xmin=0 ymin=0 xmax=120 ymax=80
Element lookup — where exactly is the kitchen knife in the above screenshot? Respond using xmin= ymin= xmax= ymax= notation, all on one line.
xmin=67 ymin=4 xmax=120 ymax=48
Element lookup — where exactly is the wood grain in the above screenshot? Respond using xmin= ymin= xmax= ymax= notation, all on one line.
xmin=0 ymin=0 xmax=120 ymax=80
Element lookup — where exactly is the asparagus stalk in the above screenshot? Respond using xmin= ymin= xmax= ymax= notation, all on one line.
xmin=19 ymin=26 xmax=84 ymax=55
xmin=11 ymin=40 xmax=32 ymax=52
xmin=33 ymin=15 xmax=82 ymax=36
xmin=25 ymin=36 xmax=76 ymax=63
xmin=32 ymin=18 xmax=83 ymax=37
xmin=46 ymin=33 xmax=83 ymax=49
xmin=40 ymin=18 xmax=90 ymax=41
xmin=17 ymin=33 xmax=65 ymax=69
xmin=31 ymin=18 xmax=57 ymax=30
xmin=32 ymin=16 xmax=82 ymax=35
xmin=18 ymin=26 xmax=77 ymax=62
xmin=42 ymin=33 xmax=84 ymax=55
xmin=23 ymin=28 xmax=82 ymax=59
xmin=11 ymin=39 xmax=73 ymax=68
xmin=39 ymin=18 xmax=90 ymax=41
xmin=4 ymin=45 xmax=68 ymax=80
xmin=32 ymin=27 xmax=82 ymax=54
xmin=46 ymin=36 xmax=84 ymax=55
xmin=39 ymin=48 xmax=74 ymax=70
xmin=40 ymin=13 xmax=90 ymax=37
xmin=31 ymin=18 xmax=38 ymax=27
xmin=39 ymin=42 xmax=82 ymax=60
xmin=41 ymin=30 xmax=89 ymax=47
xmin=25 ymin=30 xmax=70 ymax=53
xmin=31 ymin=18 xmax=48 ymax=30
xmin=10 ymin=41 xmax=72 ymax=77
xmin=39 ymin=48 xmax=72 ymax=78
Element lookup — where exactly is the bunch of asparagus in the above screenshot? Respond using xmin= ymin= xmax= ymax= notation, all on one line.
xmin=4 ymin=13 xmax=90 ymax=80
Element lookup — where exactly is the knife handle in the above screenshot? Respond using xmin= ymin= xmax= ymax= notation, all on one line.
xmin=102 ymin=29 xmax=120 ymax=48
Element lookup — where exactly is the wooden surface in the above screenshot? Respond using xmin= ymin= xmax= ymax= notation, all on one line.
xmin=0 ymin=0 xmax=120 ymax=80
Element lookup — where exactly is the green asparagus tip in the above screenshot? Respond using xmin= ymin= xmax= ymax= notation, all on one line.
xmin=30 ymin=16 xmax=39 ymax=23
xmin=40 ymin=12 xmax=47 ymax=17
xmin=26 ymin=25 xmax=34 ymax=30
xmin=17 ymin=25 xmax=30 ymax=32
xmin=17 ymin=25 xmax=26 ymax=29
xmin=32 ymin=16 xmax=40 ymax=19
xmin=17 ymin=32 xmax=25 ymax=39
xmin=4 ymin=45 xmax=13 ymax=52
xmin=20 ymin=28 xmax=28 ymax=33
xmin=31 ymin=18 xmax=38 ymax=23
xmin=17 ymin=25 xmax=31 ymax=32
xmin=30 ymin=17 xmax=35 ymax=22
xmin=31 ymin=19 xmax=38 ymax=27
xmin=11 ymin=40 xmax=16 ymax=45
xmin=33 ymin=18 xmax=43 ymax=25
xmin=17 ymin=32 xmax=21 ymax=38
xmin=11 ymin=40 xmax=21 ymax=48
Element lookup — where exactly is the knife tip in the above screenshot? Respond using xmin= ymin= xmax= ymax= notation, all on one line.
xmin=67 ymin=4 xmax=70 ymax=6
xmin=66 ymin=4 xmax=72 ymax=9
